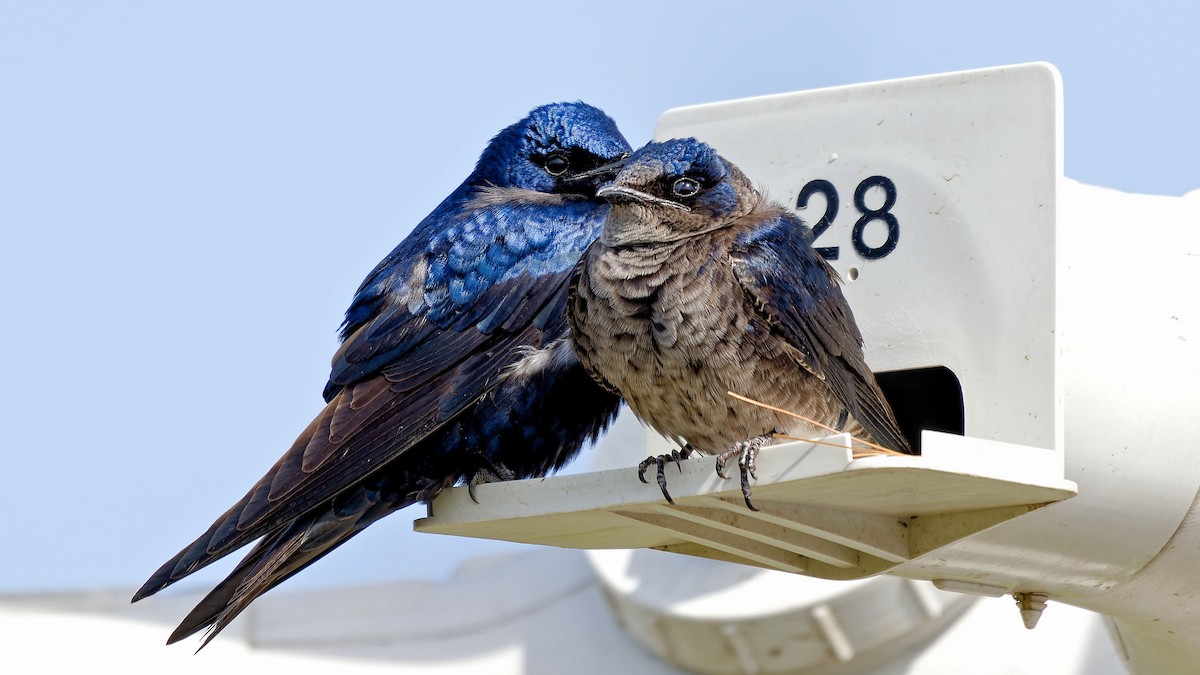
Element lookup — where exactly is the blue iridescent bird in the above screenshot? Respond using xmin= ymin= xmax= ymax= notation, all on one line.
xmin=569 ymin=138 xmax=911 ymax=509
xmin=132 ymin=102 xmax=631 ymax=647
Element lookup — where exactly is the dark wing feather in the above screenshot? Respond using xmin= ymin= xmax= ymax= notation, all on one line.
xmin=134 ymin=196 xmax=607 ymax=601
xmin=166 ymin=473 xmax=422 ymax=647
xmin=730 ymin=210 xmax=911 ymax=453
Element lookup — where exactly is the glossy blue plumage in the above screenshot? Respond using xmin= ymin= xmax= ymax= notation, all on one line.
xmin=135 ymin=102 xmax=630 ymax=647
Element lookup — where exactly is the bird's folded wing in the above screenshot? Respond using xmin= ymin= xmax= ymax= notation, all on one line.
xmin=134 ymin=200 xmax=602 ymax=600
xmin=730 ymin=210 xmax=910 ymax=453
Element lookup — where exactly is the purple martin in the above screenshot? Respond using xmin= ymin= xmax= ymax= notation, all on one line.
xmin=569 ymin=138 xmax=910 ymax=509
xmin=132 ymin=102 xmax=631 ymax=647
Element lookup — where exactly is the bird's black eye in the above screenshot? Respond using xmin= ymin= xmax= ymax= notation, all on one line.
xmin=672 ymin=177 xmax=701 ymax=198
xmin=544 ymin=152 xmax=569 ymax=176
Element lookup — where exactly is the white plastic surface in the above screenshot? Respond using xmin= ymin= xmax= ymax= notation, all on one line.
xmin=0 ymin=551 xmax=1129 ymax=675
xmin=589 ymin=548 xmax=974 ymax=675
xmin=417 ymin=433 xmax=1076 ymax=581
xmin=894 ymin=180 xmax=1200 ymax=673
xmin=870 ymin=181 xmax=1200 ymax=589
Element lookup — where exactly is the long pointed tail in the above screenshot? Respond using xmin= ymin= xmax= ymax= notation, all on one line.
xmin=167 ymin=478 xmax=428 ymax=648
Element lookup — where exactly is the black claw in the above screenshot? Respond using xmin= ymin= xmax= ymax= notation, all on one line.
xmin=656 ymin=460 xmax=676 ymax=505
xmin=714 ymin=435 xmax=772 ymax=510
xmin=467 ymin=453 xmax=518 ymax=505
xmin=739 ymin=451 xmax=759 ymax=511
xmin=637 ymin=456 xmax=654 ymax=484
xmin=714 ymin=454 xmax=731 ymax=480
xmin=637 ymin=446 xmax=695 ymax=504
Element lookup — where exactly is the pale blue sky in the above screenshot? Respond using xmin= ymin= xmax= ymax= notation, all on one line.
xmin=1 ymin=2 xmax=1196 ymax=594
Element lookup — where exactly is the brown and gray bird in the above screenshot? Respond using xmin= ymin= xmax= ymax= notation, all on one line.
xmin=568 ymin=138 xmax=910 ymax=509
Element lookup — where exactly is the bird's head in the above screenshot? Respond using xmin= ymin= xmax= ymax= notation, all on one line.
xmin=474 ymin=102 xmax=632 ymax=195
xmin=596 ymin=138 xmax=757 ymax=247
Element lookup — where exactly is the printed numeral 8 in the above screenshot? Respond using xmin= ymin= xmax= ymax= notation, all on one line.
xmin=851 ymin=175 xmax=899 ymax=260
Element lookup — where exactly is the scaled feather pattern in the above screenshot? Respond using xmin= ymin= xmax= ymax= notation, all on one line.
xmin=569 ymin=138 xmax=910 ymax=505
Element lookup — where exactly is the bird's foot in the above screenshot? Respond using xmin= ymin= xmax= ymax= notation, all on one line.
xmin=714 ymin=434 xmax=774 ymax=511
xmin=467 ymin=457 xmax=517 ymax=504
xmin=637 ymin=444 xmax=698 ymax=505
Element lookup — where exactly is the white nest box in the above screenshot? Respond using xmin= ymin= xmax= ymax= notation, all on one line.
xmin=419 ymin=62 xmax=1200 ymax=673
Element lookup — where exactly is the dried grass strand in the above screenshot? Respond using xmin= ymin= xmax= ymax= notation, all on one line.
xmin=727 ymin=391 xmax=909 ymax=458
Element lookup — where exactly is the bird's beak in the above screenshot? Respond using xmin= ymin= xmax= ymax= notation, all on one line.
xmin=596 ymin=184 xmax=691 ymax=211
xmin=565 ymin=153 xmax=631 ymax=182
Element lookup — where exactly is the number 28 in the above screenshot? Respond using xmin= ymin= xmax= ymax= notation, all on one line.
xmin=797 ymin=175 xmax=900 ymax=261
